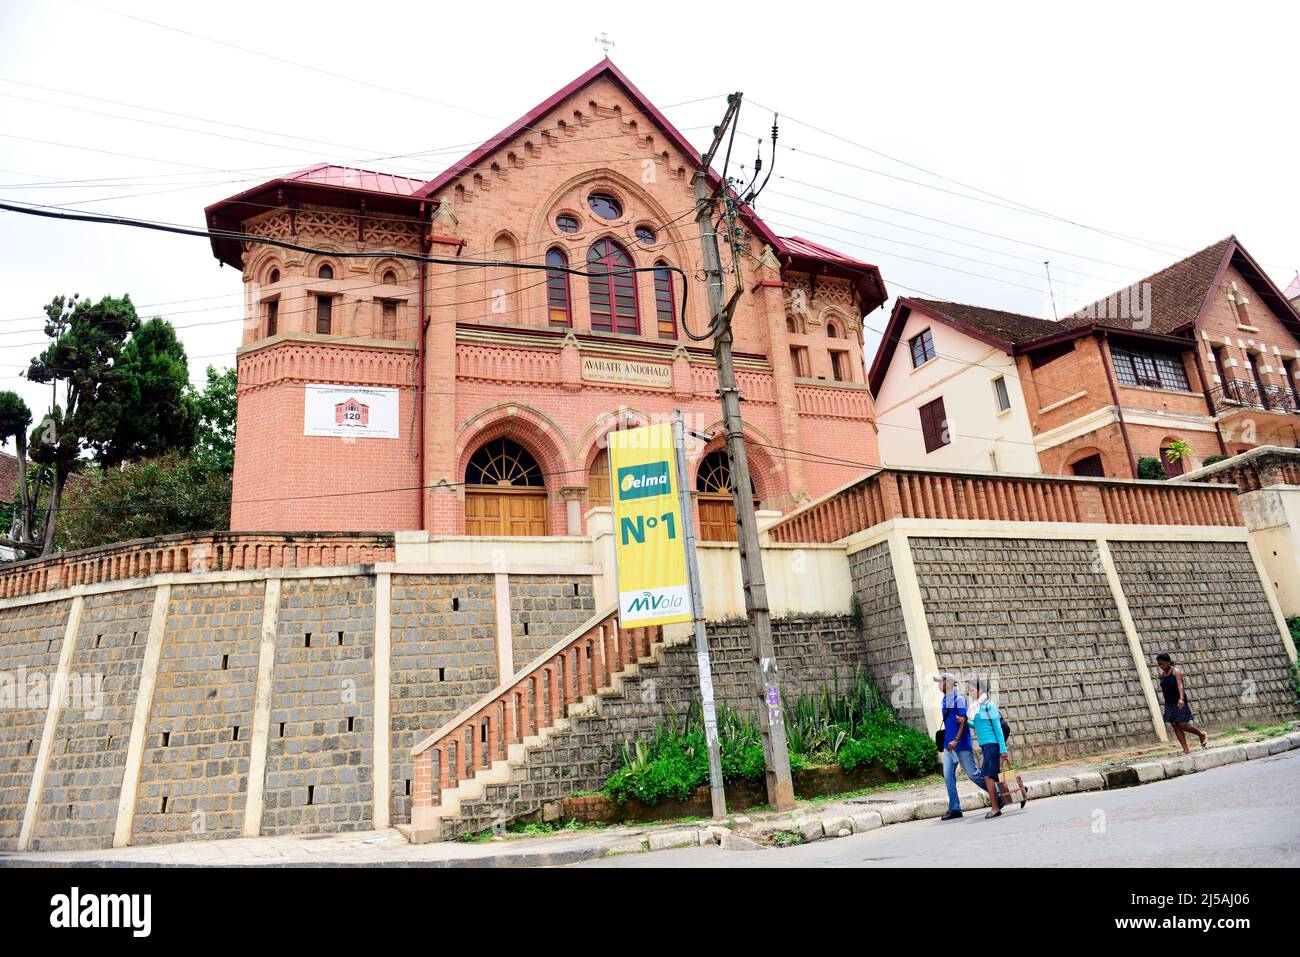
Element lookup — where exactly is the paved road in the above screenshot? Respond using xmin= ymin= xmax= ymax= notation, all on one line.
xmin=580 ymin=749 xmax=1300 ymax=868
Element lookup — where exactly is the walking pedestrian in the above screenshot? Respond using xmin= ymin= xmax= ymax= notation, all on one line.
xmin=933 ymin=673 xmax=984 ymax=820
xmin=966 ymin=678 xmax=1026 ymax=818
xmin=1155 ymin=653 xmax=1208 ymax=753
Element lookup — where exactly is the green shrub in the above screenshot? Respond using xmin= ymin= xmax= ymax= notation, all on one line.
xmin=604 ymin=669 xmax=930 ymax=804
xmin=1137 ymin=456 xmax=1167 ymax=480
xmin=1202 ymin=454 xmax=1230 ymax=467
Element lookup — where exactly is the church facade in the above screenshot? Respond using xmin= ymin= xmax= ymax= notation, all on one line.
xmin=206 ymin=60 xmax=886 ymax=538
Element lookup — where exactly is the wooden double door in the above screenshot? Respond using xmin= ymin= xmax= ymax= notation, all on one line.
xmin=697 ymin=494 xmax=738 ymax=542
xmin=464 ymin=489 xmax=547 ymax=536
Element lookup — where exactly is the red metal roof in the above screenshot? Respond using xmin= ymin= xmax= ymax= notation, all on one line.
xmin=775 ymin=235 xmax=878 ymax=271
xmin=199 ymin=62 xmax=886 ymax=315
xmin=281 ymin=163 xmax=426 ymax=196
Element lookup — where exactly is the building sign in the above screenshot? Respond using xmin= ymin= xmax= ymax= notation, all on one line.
xmin=581 ymin=356 xmax=672 ymax=389
xmin=303 ymin=385 xmax=399 ymax=438
xmin=607 ymin=423 xmax=691 ymax=628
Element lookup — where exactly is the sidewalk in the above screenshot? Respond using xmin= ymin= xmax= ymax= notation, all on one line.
xmin=3 ymin=723 xmax=1295 ymax=867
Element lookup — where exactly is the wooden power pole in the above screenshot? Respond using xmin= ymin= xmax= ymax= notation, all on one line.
xmin=691 ymin=93 xmax=795 ymax=811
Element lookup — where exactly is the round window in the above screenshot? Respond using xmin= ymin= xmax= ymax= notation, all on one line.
xmin=634 ymin=225 xmax=657 ymax=245
xmin=555 ymin=214 xmax=579 ymax=233
xmin=588 ymin=193 xmax=623 ymax=220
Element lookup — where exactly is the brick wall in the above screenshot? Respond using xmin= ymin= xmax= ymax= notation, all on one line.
xmin=910 ymin=537 xmax=1156 ymax=762
xmin=848 ymin=541 xmax=920 ymax=727
xmin=388 ymin=574 xmax=498 ymax=824
xmin=262 ymin=576 xmax=375 ymax=835
xmin=130 ymin=582 xmax=263 ymax=845
xmin=508 ymin=575 xmax=596 ymax=670
xmin=30 ymin=588 xmax=156 ymax=851
xmin=1110 ymin=540 xmax=1295 ymax=728
xmin=0 ymin=599 xmax=70 ymax=849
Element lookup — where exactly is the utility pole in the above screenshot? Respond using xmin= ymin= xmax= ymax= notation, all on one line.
xmin=692 ymin=93 xmax=795 ymax=811
xmin=674 ymin=409 xmax=726 ymax=820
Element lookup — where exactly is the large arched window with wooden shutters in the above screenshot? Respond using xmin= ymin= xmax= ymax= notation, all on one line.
xmin=653 ymin=261 xmax=676 ymax=339
xmin=545 ymin=248 xmax=572 ymax=328
xmin=587 ymin=239 xmax=639 ymax=334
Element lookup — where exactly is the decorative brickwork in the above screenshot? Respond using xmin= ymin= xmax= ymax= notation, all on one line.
xmin=1110 ymin=540 xmax=1296 ymax=728
xmin=508 ymin=575 xmax=596 ymax=670
xmin=848 ymin=541 xmax=920 ymax=727
xmin=261 ymin=576 xmax=375 ymax=835
xmin=130 ymin=582 xmax=263 ymax=845
xmin=910 ymin=537 xmax=1155 ymax=762
xmin=0 ymin=598 xmax=70 ymax=849
xmin=30 ymin=588 xmax=155 ymax=850
xmin=388 ymin=574 xmax=498 ymax=824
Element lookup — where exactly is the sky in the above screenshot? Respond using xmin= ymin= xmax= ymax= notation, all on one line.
xmin=2 ymin=0 xmax=1298 ymax=453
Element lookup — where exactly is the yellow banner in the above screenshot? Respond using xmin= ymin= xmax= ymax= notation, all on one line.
xmin=607 ymin=423 xmax=691 ymax=628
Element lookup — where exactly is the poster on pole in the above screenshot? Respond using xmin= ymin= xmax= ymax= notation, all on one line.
xmin=607 ymin=423 xmax=692 ymax=628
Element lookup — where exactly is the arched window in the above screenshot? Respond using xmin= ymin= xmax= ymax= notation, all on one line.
xmin=587 ymin=239 xmax=638 ymax=334
xmin=382 ymin=268 xmax=398 ymax=285
xmin=465 ymin=439 xmax=544 ymax=487
xmin=696 ymin=449 xmax=735 ymax=494
xmin=545 ymin=248 xmax=572 ymax=328
xmin=318 ymin=264 xmax=334 ymax=280
xmin=826 ymin=322 xmax=840 ymax=338
xmin=653 ymin=261 xmax=676 ymax=339
xmin=269 ymin=268 xmax=281 ymax=284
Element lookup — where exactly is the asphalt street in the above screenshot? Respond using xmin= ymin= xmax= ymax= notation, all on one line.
xmin=579 ymin=748 xmax=1300 ymax=867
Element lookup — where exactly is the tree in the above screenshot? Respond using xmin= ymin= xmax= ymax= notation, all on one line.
xmin=25 ymin=294 xmax=199 ymax=554
xmin=0 ymin=391 xmax=36 ymax=554
xmin=57 ymin=450 xmax=232 ymax=551
xmin=193 ymin=365 xmax=237 ymax=474
xmin=98 ymin=316 xmax=198 ymax=467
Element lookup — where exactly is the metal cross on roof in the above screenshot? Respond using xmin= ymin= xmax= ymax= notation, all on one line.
xmin=595 ymin=32 xmax=615 ymax=54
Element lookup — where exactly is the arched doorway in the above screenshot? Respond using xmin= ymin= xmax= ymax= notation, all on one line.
xmin=464 ymin=438 xmax=547 ymax=536
xmin=695 ymin=449 xmax=758 ymax=542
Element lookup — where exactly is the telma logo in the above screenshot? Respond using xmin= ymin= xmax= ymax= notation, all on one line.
xmin=617 ymin=461 xmax=671 ymax=500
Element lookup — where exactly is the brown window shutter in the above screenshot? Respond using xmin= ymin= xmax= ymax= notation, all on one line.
xmin=919 ymin=397 xmax=948 ymax=453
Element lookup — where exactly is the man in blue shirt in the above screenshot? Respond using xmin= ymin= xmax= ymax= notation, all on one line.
xmin=934 ymin=673 xmax=984 ymax=820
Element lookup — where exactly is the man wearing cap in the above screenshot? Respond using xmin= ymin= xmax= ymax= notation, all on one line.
xmin=934 ymin=673 xmax=984 ymax=820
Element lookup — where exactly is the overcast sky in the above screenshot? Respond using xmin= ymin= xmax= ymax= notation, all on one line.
xmin=2 ymin=0 xmax=1298 ymax=452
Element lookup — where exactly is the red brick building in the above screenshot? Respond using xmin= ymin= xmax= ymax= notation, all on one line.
xmin=869 ymin=236 xmax=1300 ymax=478
xmin=206 ymin=60 xmax=886 ymax=537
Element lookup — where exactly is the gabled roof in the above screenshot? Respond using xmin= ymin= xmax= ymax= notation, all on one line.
xmin=202 ymin=60 xmax=885 ymax=311
xmin=867 ymin=296 xmax=1062 ymax=395
xmin=1062 ymin=237 xmax=1233 ymax=336
xmin=1284 ymin=273 xmax=1300 ymax=302
xmin=1061 ymin=236 xmax=1300 ymax=338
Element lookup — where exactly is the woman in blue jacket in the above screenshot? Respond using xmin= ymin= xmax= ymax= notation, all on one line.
xmin=966 ymin=679 xmax=1026 ymax=818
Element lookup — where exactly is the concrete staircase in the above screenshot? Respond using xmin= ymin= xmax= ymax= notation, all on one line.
xmin=406 ymin=608 xmax=696 ymax=842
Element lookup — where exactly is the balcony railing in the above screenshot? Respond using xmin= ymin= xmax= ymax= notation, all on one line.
xmin=0 ymin=531 xmax=396 ymax=599
xmin=1210 ymin=378 xmax=1300 ymax=416
xmin=765 ymin=465 xmax=1243 ymax=544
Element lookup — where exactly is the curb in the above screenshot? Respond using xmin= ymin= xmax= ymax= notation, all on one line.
xmin=657 ymin=729 xmax=1300 ymax=855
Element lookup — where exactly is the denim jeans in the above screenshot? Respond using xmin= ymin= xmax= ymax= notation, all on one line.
xmin=943 ymin=747 xmax=985 ymax=811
